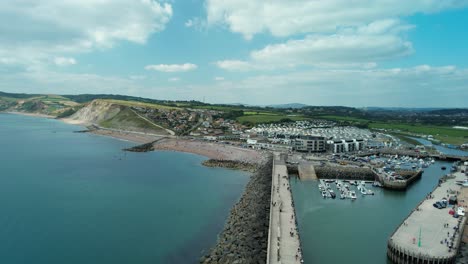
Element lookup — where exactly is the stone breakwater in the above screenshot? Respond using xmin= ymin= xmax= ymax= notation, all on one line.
xmin=202 ymin=159 xmax=257 ymax=173
xmin=200 ymin=156 xmax=273 ymax=264
xmin=314 ymin=165 xmax=377 ymax=180
xmin=123 ymin=141 xmax=156 ymax=152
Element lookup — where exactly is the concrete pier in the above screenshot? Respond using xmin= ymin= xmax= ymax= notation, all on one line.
xmin=388 ymin=166 xmax=467 ymax=264
xmin=267 ymin=153 xmax=303 ymax=264
xmin=298 ymin=161 xmax=317 ymax=180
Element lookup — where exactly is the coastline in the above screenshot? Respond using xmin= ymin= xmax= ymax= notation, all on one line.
xmin=4 ymin=111 xmax=56 ymax=119
xmin=153 ymin=138 xmax=263 ymax=163
xmin=3 ymin=111 xmax=272 ymax=263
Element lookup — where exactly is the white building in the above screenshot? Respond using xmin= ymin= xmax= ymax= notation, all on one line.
xmin=327 ymin=139 xmax=365 ymax=153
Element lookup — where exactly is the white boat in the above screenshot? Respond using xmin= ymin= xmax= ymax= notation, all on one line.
xmin=366 ymin=189 xmax=374 ymax=195
xmin=349 ymin=191 xmax=357 ymax=200
xmin=372 ymin=181 xmax=383 ymax=187
xmin=431 ymin=159 xmax=435 ymax=163
xmin=321 ymin=191 xmax=327 ymax=198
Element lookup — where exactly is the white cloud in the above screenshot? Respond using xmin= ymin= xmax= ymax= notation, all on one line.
xmin=0 ymin=1 xmax=173 ymax=66
xmin=1 ymin=64 xmax=466 ymax=107
xmin=185 ymin=19 xmax=195 ymax=27
xmin=184 ymin=18 xmax=207 ymax=30
xmin=199 ymin=65 xmax=468 ymax=107
xmin=54 ymin=57 xmax=76 ymax=66
xmin=214 ymin=76 xmax=225 ymax=81
xmin=168 ymin=77 xmax=180 ymax=82
xmin=145 ymin=63 xmax=198 ymax=72
xmin=217 ymin=20 xmax=413 ymax=71
xmin=205 ymin=0 xmax=468 ymax=38
xmin=215 ymin=60 xmax=257 ymax=71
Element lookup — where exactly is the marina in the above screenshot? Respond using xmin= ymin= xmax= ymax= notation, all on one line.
xmin=290 ymin=160 xmax=460 ymax=263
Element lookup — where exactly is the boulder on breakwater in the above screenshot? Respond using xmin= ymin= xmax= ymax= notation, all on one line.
xmin=123 ymin=141 xmax=155 ymax=152
xmin=202 ymin=159 xmax=257 ymax=173
xmin=200 ymin=156 xmax=272 ymax=264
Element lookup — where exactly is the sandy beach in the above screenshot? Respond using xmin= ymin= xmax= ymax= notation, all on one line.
xmin=89 ymin=129 xmax=164 ymax=144
xmin=153 ymin=138 xmax=264 ymax=163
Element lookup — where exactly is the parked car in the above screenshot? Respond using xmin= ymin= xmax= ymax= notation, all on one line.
xmin=433 ymin=199 xmax=448 ymax=209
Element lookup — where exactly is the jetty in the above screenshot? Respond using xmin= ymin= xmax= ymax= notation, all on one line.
xmin=267 ymin=153 xmax=303 ymax=264
xmin=387 ymin=166 xmax=467 ymax=264
xmin=298 ymin=161 xmax=317 ymax=180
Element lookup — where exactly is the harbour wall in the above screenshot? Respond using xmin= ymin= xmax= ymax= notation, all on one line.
xmin=381 ymin=170 xmax=423 ymax=191
xmin=358 ymin=149 xmax=467 ymax=162
xmin=314 ymin=166 xmax=377 ymax=180
xmin=387 ymin=170 xmax=467 ymax=264
xmin=200 ymin=156 xmax=272 ymax=264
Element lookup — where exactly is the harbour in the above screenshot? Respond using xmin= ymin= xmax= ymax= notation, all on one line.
xmin=387 ymin=165 xmax=467 ymax=264
xmin=290 ymin=159 xmax=461 ymax=263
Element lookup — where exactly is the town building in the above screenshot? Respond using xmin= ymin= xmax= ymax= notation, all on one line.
xmin=293 ymin=136 xmax=327 ymax=152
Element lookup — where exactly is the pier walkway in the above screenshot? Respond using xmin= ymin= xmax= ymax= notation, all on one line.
xmin=298 ymin=161 xmax=317 ymax=180
xmin=388 ymin=166 xmax=467 ymax=263
xmin=267 ymin=153 xmax=303 ymax=264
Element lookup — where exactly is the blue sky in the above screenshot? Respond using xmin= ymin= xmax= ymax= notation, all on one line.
xmin=1 ymin=0 xmax=468 ymax=107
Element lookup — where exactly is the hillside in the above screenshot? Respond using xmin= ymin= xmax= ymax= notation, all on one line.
xmin=0 ymin=91 xmax=467 ymax=145
xmin=68 ymin=100 xmax=172 ymax=135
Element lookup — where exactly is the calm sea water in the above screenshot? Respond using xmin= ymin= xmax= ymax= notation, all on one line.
xmin=291 ymin=160 xmax=453 ymax=264
xmin=0 ymin=113 xmax=249 ymax=264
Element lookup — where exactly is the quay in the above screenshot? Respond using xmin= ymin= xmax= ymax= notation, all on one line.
xmin=358 ymin=149 xmax=468 ymax=162
xmin=387 ymin=165 xmax=467 ymax=264
xmin=298 ymin=161 xmax=317 ymax=180
xmin=267 ymin=153 xmax=303 ymax=264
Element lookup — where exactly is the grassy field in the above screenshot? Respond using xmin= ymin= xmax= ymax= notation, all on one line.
xmin=237 ymin=114 xmax=308 ymax=124
xmin=243 ymin=111 xmax=278 ymax=116
xmin=99 ymin=107 xmax=166 ymax=133
xmin=388 ymin=132 xmax=423 ymax=145
xmin=101 ymin=99 xmax=180 ymax=110
xmin=317 ymin=115 xmax=468 ymax=145
xmin=369 ymin=122 xmax=467 ymax=145
xmin=318 ymin=115 xmax=370 ymax=123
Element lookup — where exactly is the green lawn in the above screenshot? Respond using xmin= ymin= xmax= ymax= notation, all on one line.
xmin=318 ymin=115 xmax=370 ymax=123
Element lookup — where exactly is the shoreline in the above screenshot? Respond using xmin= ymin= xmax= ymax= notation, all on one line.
xmin=152 ymin=138 xmax=264 ymax=163
xmin=4 ymin=111 xmax=56 ymax=119
xmin=3 ymin=111 xmax=263 ymax=162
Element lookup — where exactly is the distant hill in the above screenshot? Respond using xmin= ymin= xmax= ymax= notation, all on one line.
xmin=267 ymin=103 xmax=308 ymax=109
xmin=0 ymin=91 xmax=39 ymax=99
xmin=363 ymin=107 xmax=446 ymax=112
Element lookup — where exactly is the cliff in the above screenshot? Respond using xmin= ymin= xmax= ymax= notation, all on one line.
xmin=66 ymin=100 xmax=170 ymax=135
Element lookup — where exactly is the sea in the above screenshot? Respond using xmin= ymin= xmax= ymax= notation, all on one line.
xmin=0 ymin=113 xmax=249 ymax=264
xmin=291 ymin=145 xmax=468 ymax=263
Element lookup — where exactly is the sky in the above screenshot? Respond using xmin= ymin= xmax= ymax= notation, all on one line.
xmin=1 ymin=0 xmax=468 ymax=107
